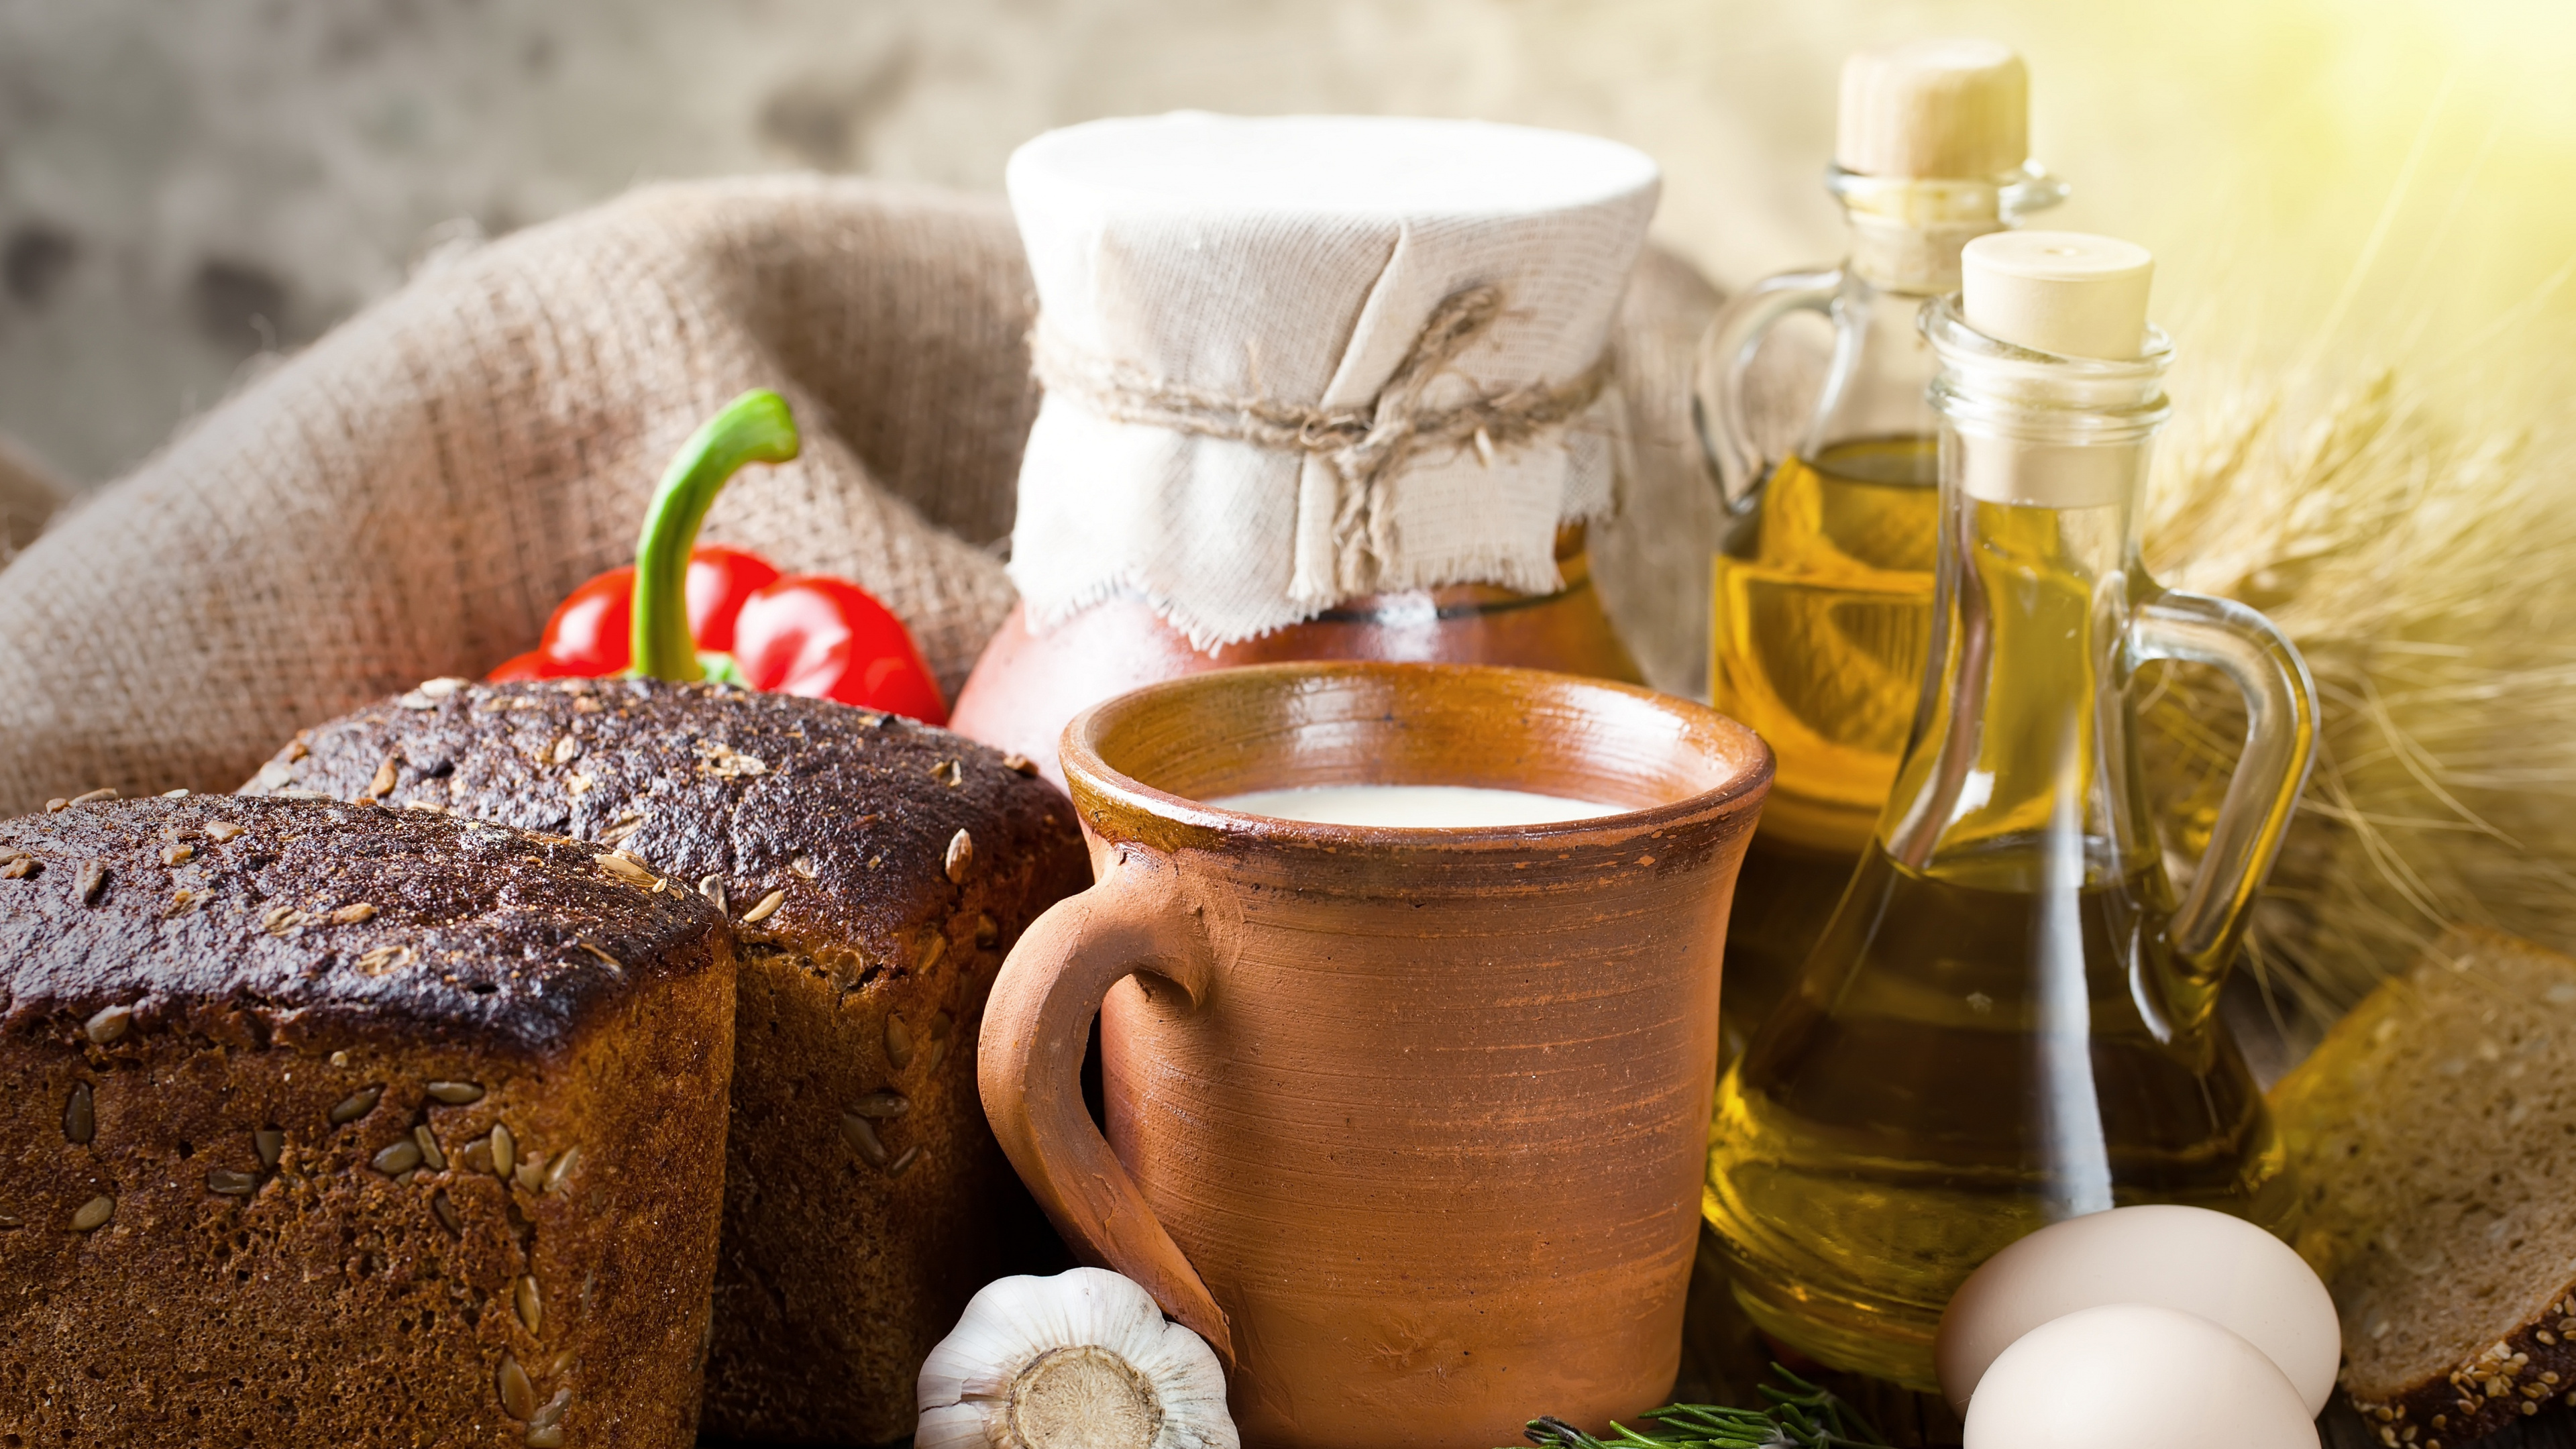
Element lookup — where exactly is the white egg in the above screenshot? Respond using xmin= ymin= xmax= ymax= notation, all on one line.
xmin=1936 ymin=1203 xmax=2339 ymax=1414
xmin=1962 ymin=1303 xmax=2318 ymax=1449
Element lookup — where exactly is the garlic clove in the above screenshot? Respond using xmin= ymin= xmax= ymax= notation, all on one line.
xmin=917 ymin=1265 xmax=1238 ymax=1449
xmin=914 ymin=1402 xmax=998 ymax=1449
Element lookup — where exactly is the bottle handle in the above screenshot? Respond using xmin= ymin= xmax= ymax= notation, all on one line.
xmin=976 ymin=845 xmax=1235 ymax=1365
xmin=2127 ymin=590 xmax=2319 ymax=987
xmin=1693 ymin=268 xmax=1843 ymax=513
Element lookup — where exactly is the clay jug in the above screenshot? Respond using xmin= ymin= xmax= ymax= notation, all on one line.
xmin=979 ymin=661 xmax=1770 ymax=1449
xmin=952 ymin=112 xmax=1661 ymax=783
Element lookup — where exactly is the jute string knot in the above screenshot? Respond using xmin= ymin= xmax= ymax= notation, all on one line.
xmin=1030 ymin=284 xmax=1612 ymax=596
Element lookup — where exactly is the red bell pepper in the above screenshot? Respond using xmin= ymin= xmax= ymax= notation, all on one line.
xmin=492 ymin=390 xmax=947 ymax=724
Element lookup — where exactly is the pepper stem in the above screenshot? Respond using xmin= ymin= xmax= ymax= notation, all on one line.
xmin=630 ymin=390 xmax=801 ymax=682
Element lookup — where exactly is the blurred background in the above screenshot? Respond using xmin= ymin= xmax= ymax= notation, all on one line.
xmin=0 ymin=0 xmax=2568 ymax=489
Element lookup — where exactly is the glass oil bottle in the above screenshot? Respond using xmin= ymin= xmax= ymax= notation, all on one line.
xmin=1695 ymin=40 xmax=2065 ymax=1051
xmin=1702 ymin=232 xmax=2320 ymax=1389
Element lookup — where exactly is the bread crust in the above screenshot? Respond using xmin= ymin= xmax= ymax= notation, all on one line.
xmin=248 ymin=679 xmax=1091 ymax=1444
xmin=0 ymin=796 xmax=735 ymax=1446
xmin=2344 ymin=1303 xmax=2576 ymax=1449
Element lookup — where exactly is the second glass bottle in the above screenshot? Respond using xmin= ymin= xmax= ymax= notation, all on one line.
xmin=1696 ymin=39 xmax=2067 ymax=1050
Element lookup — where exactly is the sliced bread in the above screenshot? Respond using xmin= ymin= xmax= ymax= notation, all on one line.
xmin=2272 ymin=927 xmax=2576 ymax=1448
xmin=0 ymin=795 xmax=735 ymax=1445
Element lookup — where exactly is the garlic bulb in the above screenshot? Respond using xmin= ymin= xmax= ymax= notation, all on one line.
xmin=916 ymin=1266 xmax=1238 ymax=1449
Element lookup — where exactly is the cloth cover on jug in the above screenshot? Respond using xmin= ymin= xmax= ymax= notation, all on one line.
xmin=1006 ymin=112 xmax=1662 ymax=647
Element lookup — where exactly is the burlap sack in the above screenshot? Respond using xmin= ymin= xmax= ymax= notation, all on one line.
xmin=0 ymin=174 xmax=1726 ymax=817
xmin=0 ymin=433 xmax=65 ymax=569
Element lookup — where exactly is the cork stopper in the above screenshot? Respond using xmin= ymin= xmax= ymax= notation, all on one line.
xmin=1962 ymin=231 xmax=2154 ymax=360
xmin=1836 ymin=39 xmax=2029 ymax=180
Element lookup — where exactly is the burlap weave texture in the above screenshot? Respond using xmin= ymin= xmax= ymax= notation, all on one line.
xmin=0 ymin=174 xmax=1727 ymax=816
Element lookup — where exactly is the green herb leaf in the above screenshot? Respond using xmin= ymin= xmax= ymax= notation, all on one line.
xmin=1511 ymin=1366 xmax=1887 ymax=1449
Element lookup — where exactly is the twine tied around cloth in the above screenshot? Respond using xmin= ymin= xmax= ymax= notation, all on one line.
xmin=1030 ymin=284 xmax=1611 ymax=597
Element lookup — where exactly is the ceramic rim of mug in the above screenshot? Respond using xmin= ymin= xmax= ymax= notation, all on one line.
xmin=1057 ymin=660 xmax=1774 ymax=856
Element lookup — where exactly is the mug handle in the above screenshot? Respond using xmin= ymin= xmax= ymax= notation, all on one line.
xmin=977 ymin=845 xmax=1235 ymax=1364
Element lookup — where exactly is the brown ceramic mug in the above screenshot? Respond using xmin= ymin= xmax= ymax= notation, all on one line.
xmin=978 ymin=662 xmax=1771 ymax=1449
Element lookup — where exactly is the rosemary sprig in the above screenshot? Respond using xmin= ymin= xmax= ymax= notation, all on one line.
xmin=1516 ymin=1366 xmax=1887 ymax=1449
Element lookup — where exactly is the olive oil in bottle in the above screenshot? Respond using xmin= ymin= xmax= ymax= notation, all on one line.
xmin=1696 ymin=40 xmax=2065 ymax=1049
xmin=1707 ymin=847 xmax=2291 ymax=1382
xmin=1703 ymin=233 xmax=2320 ymax=1389
xmin=1709 ymin=437 xmax=1937 ymax=842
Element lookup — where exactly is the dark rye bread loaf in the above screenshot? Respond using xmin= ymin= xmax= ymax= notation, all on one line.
xmin=2273 ymin=928 xmax=2576 ymax=1448
xmin=0 ymin=795 xmax=734 ymax=1447
xmin=244 ymin=676 xmax=1092 ymax=1446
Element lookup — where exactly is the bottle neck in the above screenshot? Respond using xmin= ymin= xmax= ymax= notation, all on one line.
xmin=1829 ymin=163 xmax=2068 ymax=293
xmin=1802 ymin=164 xmax=2068 ymax=457
xmin=1845 ymin=216 xmax=2000 ymax=294
xmin=1878 ymin=297 xmax=2173 ymax=886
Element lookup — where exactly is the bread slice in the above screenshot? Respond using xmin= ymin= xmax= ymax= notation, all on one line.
xmin=2271 ymin=927 xmax=2576 ymax=1448
xmin=0 ymin=794 xmax=735 ymax=1446
xmin=246 ymin=677 xmax=1092 ymax=1444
